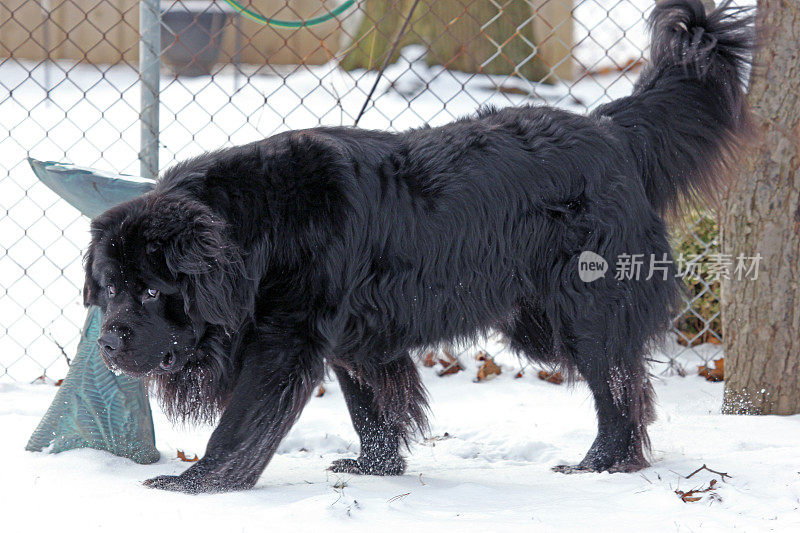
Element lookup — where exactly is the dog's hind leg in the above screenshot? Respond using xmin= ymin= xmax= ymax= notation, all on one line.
xmin=552 ymin=312 xmax=656 ymax=474
xmin=329 ymin=354 xmax=428 ymax=475
xmin=503 ymin=291 xmax=658 ymax=474
xmin=502 ymin=298 xmax=555 ymax=364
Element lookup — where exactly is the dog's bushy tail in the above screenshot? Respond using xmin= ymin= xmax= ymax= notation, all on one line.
xmin=593 ymin=0 xmax=755 ymax=215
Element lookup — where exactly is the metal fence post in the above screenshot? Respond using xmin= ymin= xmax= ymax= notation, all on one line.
xmin=139 ymin=0 xmax=160 ymax=181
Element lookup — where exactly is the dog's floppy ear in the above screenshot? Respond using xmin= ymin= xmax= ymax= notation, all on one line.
xmin=83 ymin=206 xmax=122 ymax=308
xmin=150 ymin=196 xmax=254 ymax=333
xmin=83 ymin=244 xmax=101 ymax=307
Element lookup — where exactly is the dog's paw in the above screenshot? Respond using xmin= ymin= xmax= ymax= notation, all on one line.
xmin=552 ymin=457 xmax=648 ymax=475
xmin=327 ymin=456 xmax=405 ymax=476
xmin=328 ymin=458 xmax=363 ymax=474
xmin=552 ymin=464 xmax=595 ymax=474
xmin=143 ymin=474 xmax=230 ymax=494
xmin=144 ymin=474 xmax=196 ymax=493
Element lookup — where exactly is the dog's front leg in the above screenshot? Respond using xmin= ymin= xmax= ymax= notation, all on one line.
xmin=144 ymin=351 xmax=323 ymax=494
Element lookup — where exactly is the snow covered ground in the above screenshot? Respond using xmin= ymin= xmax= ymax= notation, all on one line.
xmin=2 ymin=340 xmax=799 ymax=532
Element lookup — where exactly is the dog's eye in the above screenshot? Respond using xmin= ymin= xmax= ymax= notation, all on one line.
xmin=107 ymin=285 xmax=116 ymax=298
xmin=144 ymin=288 xmax=160 ymax=300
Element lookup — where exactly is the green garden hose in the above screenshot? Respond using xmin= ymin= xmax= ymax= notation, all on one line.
xmin=221 ymin=0 xmax=356 ymax=28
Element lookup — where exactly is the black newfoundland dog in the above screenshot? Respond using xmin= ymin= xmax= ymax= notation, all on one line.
xmin=84 ymin=0 xmax=752 ymax=493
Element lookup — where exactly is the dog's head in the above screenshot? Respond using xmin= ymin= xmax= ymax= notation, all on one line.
xmin=84 ymin=193 xmax=250 ymax=377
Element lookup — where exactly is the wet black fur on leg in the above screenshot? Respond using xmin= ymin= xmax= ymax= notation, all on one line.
xmin=83 ymin=0 xmax=753 ymax=492
xmin=328 ymin=355 xmax=428 ymax=475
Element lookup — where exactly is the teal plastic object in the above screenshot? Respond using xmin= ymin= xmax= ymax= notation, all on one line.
xmin=26 ymin=309 xmax=160 ymax=463
xmin=28 ymin=158 xmax=155 ymax=219
xmin=25 ymin=158 xmax=159 ymax=464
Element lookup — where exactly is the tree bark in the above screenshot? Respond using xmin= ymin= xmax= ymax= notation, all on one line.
xmin=340 ymin=0 xmax=565 ymax=82
xmin=721 ymin=0 xmax=800 ymax=415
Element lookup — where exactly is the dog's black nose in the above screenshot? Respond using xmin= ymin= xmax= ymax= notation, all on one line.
xmin=98 ymin=331 xmax=122 ymax=354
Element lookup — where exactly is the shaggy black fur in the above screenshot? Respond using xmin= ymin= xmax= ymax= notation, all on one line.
xmin=83 ymin=0 xmax=753 ymax=493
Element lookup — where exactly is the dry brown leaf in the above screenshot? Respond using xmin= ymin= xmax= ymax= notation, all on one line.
xmin=177 ymin=450 xmax=199 ymax=462
xmin=422 ymin=432 xmax=452 ymax=446
xmin=476 ymin=357 xmax=501 ymax=382
xmin=678 ymin=331 xmax=723 ymax=347
xmin=315 ymin=385 xmax=325 ymax=397
xmin=698 ymin=358 xmax=724 ymax=382
xmin=538 ymin=370 xmax=564 ymax=385
xmin=676 ymin=479 xmax=718 ymax=503
xmin=422 ymin=351 xmax=437 ymax=367
xmin=437 ymin=350 xmax=463 ymax=377
xmin=437 ymin=360 xmax=463 ymax=376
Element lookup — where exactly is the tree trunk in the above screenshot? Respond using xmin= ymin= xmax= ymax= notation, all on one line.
xmin=340 ymin=0 xmax=568 ymax=82
xmin=721 ymin=0 xmax=800 ymax=415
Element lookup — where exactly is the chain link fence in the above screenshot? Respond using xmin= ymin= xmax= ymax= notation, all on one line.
xmin=0 ymin=0 xmax=731 ymax=382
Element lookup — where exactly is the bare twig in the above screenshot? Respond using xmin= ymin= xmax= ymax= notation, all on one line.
xmin=47 ymin=331 xmax=71 ymax=366
xmin=354 ymin=0 xmax=423 ymax=126
xmin=685 ymin=464 xmax=732 ymax=481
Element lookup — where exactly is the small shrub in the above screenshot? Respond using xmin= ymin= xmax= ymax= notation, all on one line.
xmin=671 ymin=212 xmax=722 ymax=346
